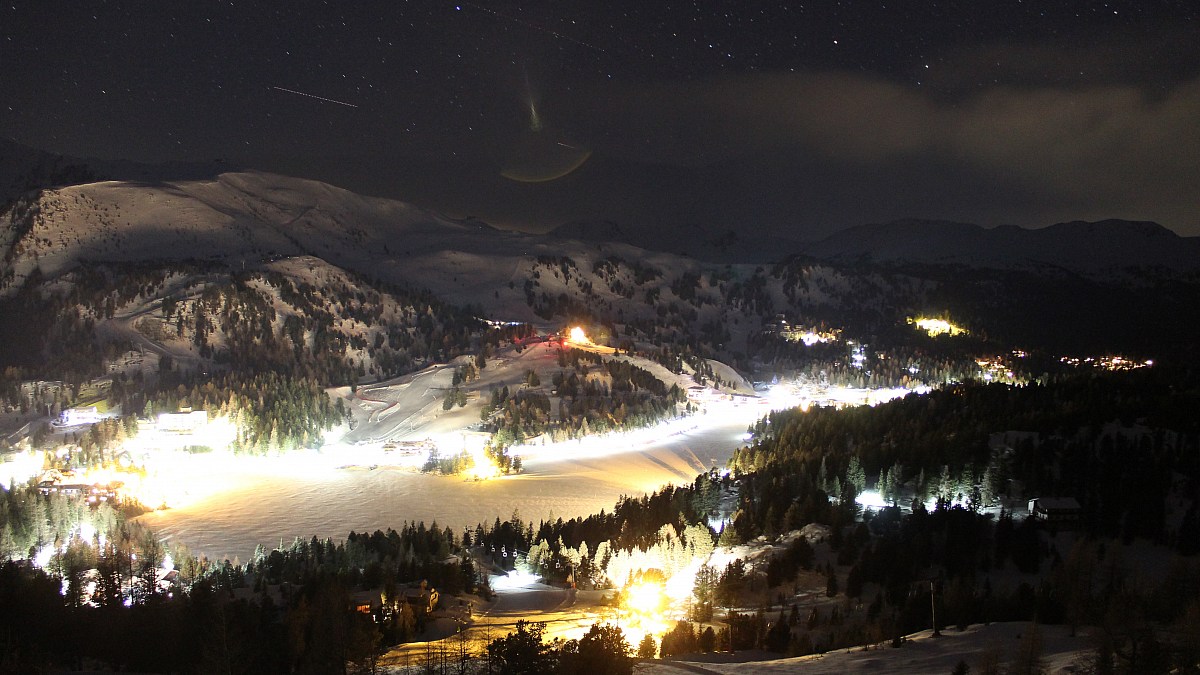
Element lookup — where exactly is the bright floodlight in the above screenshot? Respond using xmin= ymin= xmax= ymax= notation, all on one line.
xmin=911 ymin=317 xmax=967 ymax=337
xmin=569 ymin=326 xmax=587 ymax=343
xmin=467 ymin=443 xmax=501 ymax=481
xmin=624 ymin=580 xmax=666 ymax=616
xmin=491 ymin=570 xmax=540 ymax=591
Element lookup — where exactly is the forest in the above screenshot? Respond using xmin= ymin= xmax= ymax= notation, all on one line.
xmin=506 ymin=367 xmax=1200 ymax=669
xmin=3 ymin=368 xmax=1200 ymax=671
xmin=0 ymin=257 xmax=514 ymax=467
xmin=1 ymin=479 xmax=490 ymax=673
xmin=483 ymin=348 xmax=687 ymax=451
xmin=3 ymin=225 xmax=1200 ymax=671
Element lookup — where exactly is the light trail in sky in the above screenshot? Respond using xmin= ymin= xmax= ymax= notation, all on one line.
xmin=271 ymin=86 xmax=359 ymax=108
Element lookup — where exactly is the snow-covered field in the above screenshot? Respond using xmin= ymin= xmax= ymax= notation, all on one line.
xmin=136 ymin=415 xmax=754 ymax=562
xmin=1 ymin=331 xmax=924 ymax=564
xmin=133 ymin=337 xmax=922 ymax=563
xmin=65 ymin=329 xmax=902 ymax=562
xmin=135 ymin=374 xmax=920 ymax=562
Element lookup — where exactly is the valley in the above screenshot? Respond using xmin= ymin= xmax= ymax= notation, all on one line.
xmin=2 ymin=171 xmax=1198 ymax=674
xmin=6 ymin=3 xmax=1200 ymax=670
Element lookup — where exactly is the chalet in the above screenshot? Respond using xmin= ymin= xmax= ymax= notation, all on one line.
xmin=52 ymin=406 xmax=103 ymax=428
xmin=1028 ymin=497 xmax=1081 ymax=524
xmin=401 ymin=580 xmax=439 ymax=614
xmin=350 ymin=589 xmax=383 ymax=616
xmin=37 ymin=480 xmax=122 ymax=503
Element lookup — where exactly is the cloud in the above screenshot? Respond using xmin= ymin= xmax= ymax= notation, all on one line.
xmin=570 ymin=70 xmax=1200 ymax=233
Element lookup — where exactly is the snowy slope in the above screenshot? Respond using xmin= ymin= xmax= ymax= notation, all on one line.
xmin=639 ymin=623 xmax=1094 ymax=675
xmin=1 ymin=171 xmax=720 ymax=328
xmin=9 ymin=168 xmax=1190 ymax=368
xmin=0 ymin=171 xmax=499 ymax=291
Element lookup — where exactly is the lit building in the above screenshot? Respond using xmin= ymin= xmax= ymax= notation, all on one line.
xmin=156 ymin=410 xmax=210 ymax=434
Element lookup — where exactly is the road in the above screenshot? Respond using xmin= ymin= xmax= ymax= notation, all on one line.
xmin=378 ymin=575 xmax=614 ymax=670
xmin=95 ymin=296 xmax=209 ymax=372
xmin=343 ymin=366 xmax=454 ymax=443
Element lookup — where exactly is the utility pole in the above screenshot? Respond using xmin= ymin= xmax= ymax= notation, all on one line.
xmin=930 ymin=579 xmax=941 ymax=637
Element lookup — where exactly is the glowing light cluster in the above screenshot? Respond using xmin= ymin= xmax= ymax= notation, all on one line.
xmin=0 ymin=450 xmax=44 ymax=486
xmin=78 ymin=465 xmax=173 ymax=510
xmin=37 ymin=413 xmax=246 ymax=510
xmin=466 ymin=442 xmax=501 ymax=481
xmin=491 ymin=570 xmax=541 ymax=591
xmin=624 ymin=580 xmax=666 ymax=616
xmin=855 ymin=489 xmax=891 ymax=510
xmin=975 ymin=356 xmax=1019 ymax=383
xmin=568 ymin=326 xmax=588 ymax=343
xmin=910 ymin=316 xmax=967 ymax=337
xmin=617 ymin=578 xmax=673 ymax=647
xmin=780 ymin=327 xmax=840 ymax=346
xmin=850 ymin=343 xmax=867 ymax=369
xmin=121 ymin=413 xmax=238 ymax=455
xmin=1060 ymin=355 xmax=1152 ymax=371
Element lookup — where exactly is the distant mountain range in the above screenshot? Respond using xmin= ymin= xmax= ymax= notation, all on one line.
xmin=551 ymin=216 xmax=1200 ymax=276
xmin=6 ymin=138 xmax=1199 ymax=277
xmin=0 ymin=170 xmax=531 ymax=305
xmin=800 ymin=218 xmax=1200 ymax=275
xmin=3 ymin=161 xmax=1200 ymax=361
xmin=547 ymin=219 xmax=806 ymax=264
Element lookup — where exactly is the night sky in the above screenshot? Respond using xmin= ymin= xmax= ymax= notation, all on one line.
xmin=3 ymin=1 xmax=1198 ymax=239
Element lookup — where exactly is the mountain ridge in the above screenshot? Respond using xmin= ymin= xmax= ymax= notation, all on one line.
xmin=6 ymin=140 xmax=1198 ymax=277
xmin=548 ymin=218 xmax=806 ymax=264
xmin=798 ymin=217 xmax=1200 ymax=274
xmin=1 ymin=137 xmax=232 ymax=205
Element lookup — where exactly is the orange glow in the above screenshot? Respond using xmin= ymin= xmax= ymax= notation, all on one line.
xmin=624 ymin=580 xmax=666 ymax=616
xmin=910 ymin=316 xmax=967 ymax=337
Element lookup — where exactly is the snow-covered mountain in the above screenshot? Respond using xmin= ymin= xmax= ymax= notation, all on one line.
xmin=800 ymin=218 xmax=1200 ymax=275
xmin=0 ymin=171 xmax=533 ymax=305
xmin=0 ymin=171 xmax=738 ymax=337
xmin=1 ymin=137 xmax=230 ymax=206
xmin=4 ymin=170 xmax=1199 ymax=368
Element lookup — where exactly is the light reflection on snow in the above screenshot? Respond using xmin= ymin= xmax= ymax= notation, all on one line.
xmin=0 ymin=450 xmax=43 ymax=486
xmin=33 ymin=544 xmax=54 ymax=569
xmin=855 ymin=489 xmax=890 ymax=509
xmin=491 ymin=570 xmax=541 ymax=591
xmin=663 ymin=557 xmax=703 ymax=603
xmin=76 ymin=521 xmax=98 ymax=545
xmin=509 ymin=379 xmax=928 ymax=468
xmin=0 ymin=374 xmax=939 ymax=563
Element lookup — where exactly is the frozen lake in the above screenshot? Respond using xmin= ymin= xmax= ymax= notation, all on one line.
xmin=138 ymin=413 xmax=757 ymax=562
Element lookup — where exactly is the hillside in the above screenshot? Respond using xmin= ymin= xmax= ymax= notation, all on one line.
xmin=4 ymin=170 xmax=1199 ymax=393
xmin=2 ymin=171 xmax=1198 ymax=675
xmin=0 ymin=137 xmax=230 ymax=207
xmin=0 ymin=172 xmax=924 ymax=365
xmin=640 ymin=623 xmax=1093 ymax=674
xmin=0 ymin=171 xmax=502 ymax=292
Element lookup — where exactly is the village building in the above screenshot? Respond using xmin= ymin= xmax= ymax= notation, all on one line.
xmin=1028 ymin=497 xmax=1081 ymax=524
